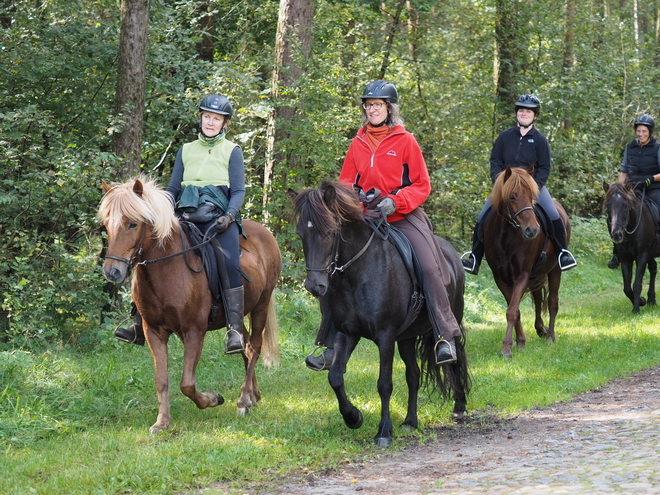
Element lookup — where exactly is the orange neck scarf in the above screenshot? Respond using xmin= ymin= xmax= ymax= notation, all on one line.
xmin=365 ymin=124 xmax=390 ymax=151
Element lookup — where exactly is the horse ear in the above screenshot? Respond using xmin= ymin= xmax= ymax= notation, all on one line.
xmin=323 ymin=183 xmax=337 ymax=206
xmin=503 ymin=167 xmax=512 ymax=181
xmin=603 ymin=181 xmax=611 ymax=192
xmin=102 ymin=180 xmax=112 ymax=193
xmin=133 ymin=179 xmax=144 ymax=197
xmin=286 ymin=188 xmax=298 ymax=202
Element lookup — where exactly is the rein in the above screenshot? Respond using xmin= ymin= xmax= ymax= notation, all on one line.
xmin=623 ymin=188 xmax=646 ymax=235
xmin=105 ymin=223 xmax=216 ymax=272
xmin=305 ymin=209 xmax=387 ymax=276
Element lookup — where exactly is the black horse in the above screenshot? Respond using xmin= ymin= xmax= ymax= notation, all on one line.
xmin=604 ymin=182 xmax=659 ymax=312
xmin=290 ymin=182 xmax=469 ymax=447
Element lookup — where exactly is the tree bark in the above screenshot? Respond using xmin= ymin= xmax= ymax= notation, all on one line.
xmin=112 ymin=0 xmax=150 ymax=178
xmin=562 ymin=0 xmax=576 ymax=130
xmin=263 ymin=0 xmax=314 ymax=223
xmin=195 ymin=0 xmax=215 ymax=62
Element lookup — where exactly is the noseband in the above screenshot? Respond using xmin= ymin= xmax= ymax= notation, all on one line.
xmin=506 ymin=205 xmax=535 ymax=229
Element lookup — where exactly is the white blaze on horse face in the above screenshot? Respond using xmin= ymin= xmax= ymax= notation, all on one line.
xmin=307 ymin=220 xmax=314 ymax=229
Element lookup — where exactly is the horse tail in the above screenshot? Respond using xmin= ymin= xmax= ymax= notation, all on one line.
xmin=256 ymin=292 xmax=280 ymax=368
xmin=418 ymin=327 xmax=471 ymax=409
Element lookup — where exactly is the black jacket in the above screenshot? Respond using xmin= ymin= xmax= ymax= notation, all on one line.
xmin=622 ymin=138 xmax=660 ymax=190
xmin=490 ymin=125 xmax=551 ymax=188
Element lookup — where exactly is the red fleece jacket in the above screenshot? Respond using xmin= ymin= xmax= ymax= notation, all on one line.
xmin=339 ymin=125 xmax=431 ymax=223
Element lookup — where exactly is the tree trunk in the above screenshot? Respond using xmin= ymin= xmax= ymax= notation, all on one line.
xmin=493 ymin=0 xmax=527 ymax=130
xmin=377 ymin=0 xmax=407 ymax=80
xmin=562 ymin=0 xmax=576 ymax=130
xmin=263 ymin=0 xmax=314 ymax=224
xmin=112 ymin=0 xmax=150 ymax=178
xmin=195 ymin=0 xmax=215 ymax=62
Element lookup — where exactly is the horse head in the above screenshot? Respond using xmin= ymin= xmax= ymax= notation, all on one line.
xmin=98 ymin=176 xmax=177 ymax=283
xmin=491 ymin=167 xmax=540 ymax=240
xmin=289 ymin=182 xmax=363 ymax=297
xmin=603 ymin=181 xmax=633 ymax=244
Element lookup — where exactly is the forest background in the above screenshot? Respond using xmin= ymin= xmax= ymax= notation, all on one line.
xmin=1 ymin=0 xmax=658 ymax=346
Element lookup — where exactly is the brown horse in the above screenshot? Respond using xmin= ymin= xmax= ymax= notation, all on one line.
xmin=98 ymin=176 xmax=281 ymax=433
xmin=485 ymin=167 xmax=570 ymax=358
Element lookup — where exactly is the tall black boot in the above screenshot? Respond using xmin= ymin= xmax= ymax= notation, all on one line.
xmin=551 ymin=219 xmax=577 ymax=271
xmin=114 ymin=303 xmax=146 ymax=345
xmin=461 ymin=223 xmax=485 ymax=275
xmin=224 ymin=286 xmax=246 ymax=354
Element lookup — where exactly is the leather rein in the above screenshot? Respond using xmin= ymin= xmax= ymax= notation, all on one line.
xmin=305 ymin=209 xmax=388 ymax=276
xmin=104 ymin=223 xmax=215 ymax=273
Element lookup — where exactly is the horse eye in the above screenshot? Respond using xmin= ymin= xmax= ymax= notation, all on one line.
xmin=128 ymin=221 xmax=138 ymax=230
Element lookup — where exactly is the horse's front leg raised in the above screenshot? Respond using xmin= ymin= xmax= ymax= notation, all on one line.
xmin=397 ymin=338 xmax=420 ymax=430
xmin=147 ymin=330 xmax=171 ymax=433
xmin=180 ymin=329 xmax=224 ymax=412
xmin=328 ymin=333 xmax=362 ymax=431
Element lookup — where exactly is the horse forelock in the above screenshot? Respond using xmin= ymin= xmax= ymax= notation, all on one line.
xmin=491 ymin=168 xmax=539 ymax=210
xmin=294 ymin=188 xmax=339 ymax=236
xmin=604 ymin=182 xmax=633 ymax=208
xmin=98 ymin=176 xmax=177 ymax=245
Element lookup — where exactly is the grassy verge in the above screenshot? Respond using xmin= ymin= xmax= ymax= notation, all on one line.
xmin=2 ymin=216 xmax=660 ymax=495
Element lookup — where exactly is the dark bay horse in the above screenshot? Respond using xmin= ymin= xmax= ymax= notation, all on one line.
xmin=485 ymin=167 xmax=570 ymax=358
xmin=98 ymin=176 xmax=281 ymax=433
xmin=290 ymin=182 xmax=469 ymax=448
xmin=603 ymin=182 xmax=659 ymax=312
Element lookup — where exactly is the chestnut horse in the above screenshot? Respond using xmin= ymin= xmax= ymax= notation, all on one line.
xmin=291 ymin=182 xmax=469 ymax=447
xmin=485 ymin=167 xmax=570 ymax=358
xmin=98 ymin=176 xmax=281 ymax=433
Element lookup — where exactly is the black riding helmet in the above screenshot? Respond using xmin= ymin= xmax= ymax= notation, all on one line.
xmin=515 ymin=94 xmax=541 ymax=114
xmin=199 ymin=94 xmax=233 ymax=118
xmin=634 ymin=114 xmax=655 ymax=132
xmin=361 ymin=80 xmax=398 ymax=104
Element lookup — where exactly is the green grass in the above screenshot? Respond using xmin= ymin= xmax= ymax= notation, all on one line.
xmin=3 ymin=215 xmax=660 ymax=494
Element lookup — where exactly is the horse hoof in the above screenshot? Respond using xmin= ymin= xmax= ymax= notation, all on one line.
xmin=375 ymin=437 xmax=391 ymax=448
xmin=214 ymin=393 xmax=225 ymax=407
xmin=149 ymin=424 xmax=169 ymax=434
xmin=237 ymin=405 xmax=250 ymax=416
xmin=640 ymin=297 xmax=647 ymax=306
xmin=501 ymin=352 xmax=512 ymax=360
xmin=453 ymin=411 xmax=466 ymax=422
xmin=345 ymin=409 xmax=363 ymax=429
xmin=536 ymin=327 xmax=548 ymax=338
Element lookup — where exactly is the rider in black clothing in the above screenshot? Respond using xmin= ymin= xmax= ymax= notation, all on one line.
xmin=461 ymin=94 xmax=577 ymax=275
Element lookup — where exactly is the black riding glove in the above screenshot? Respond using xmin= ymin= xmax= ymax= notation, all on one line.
xmin=214 ymin=213 xmax=234 ymax=233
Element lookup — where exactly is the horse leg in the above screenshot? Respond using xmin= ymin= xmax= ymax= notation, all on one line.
xmin=147 ymin=331 xmax=172 ymax=433
xmin=632 ymin=256 xmax=649 ymax=312
xmin=495 ymin=276 xmax=527 ymax=358
xmin=373 ymin=336 xmax=398 ymax=447
xmin=328 ymin=332 xmax=363 ymax=431
xmin=531 ymin=287 xmax=547 ymax=339
xmin=648 ymin=258 xmax=657 ymax=306
xmin=545 ymin=267 xmax=562 ymax=343
xmin=448 ymin=336 xmax=469 ymax=420
xmin=397 ymin=338 xmax=419 ymax=430
xmin=621 ymin=260 xmax=636 ymax=310
xmin=237 ymin=319 xmax=262 ymax=414
xmin=180 ymin=329 xmax=224 ymax=411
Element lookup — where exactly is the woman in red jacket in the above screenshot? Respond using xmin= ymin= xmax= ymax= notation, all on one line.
xmin=306 ymin=80 xmax=462 ymax=370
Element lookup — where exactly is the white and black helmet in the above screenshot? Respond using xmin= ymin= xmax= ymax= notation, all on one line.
xmin=515 ymin=94 xmax=541 ymax=113
xmin=634 ymin=114 xmax=655 ymax=131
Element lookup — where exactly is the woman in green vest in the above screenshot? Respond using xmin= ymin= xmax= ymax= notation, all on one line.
xmin=114 ymin=94 xmax=247 ymax=354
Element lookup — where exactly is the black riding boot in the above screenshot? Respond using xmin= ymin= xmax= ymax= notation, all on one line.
xmin=114 ymin=303 xmax=146 ymax=345
xmin=461 ymin=225 xmax=485 ymax=275
xmin=305 ymin=321 xmax=336 ymax=371
xmin=224 ymin=286 xmax=246 ymax=354
xmin=551 ymin=219 xmax=577 ymax=271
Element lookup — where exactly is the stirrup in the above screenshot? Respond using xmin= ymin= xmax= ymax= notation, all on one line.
xmin=225 ymin=327 xmax=245 ymax=354
xmin=558 ymin=249 xmax=577 ymax=271
xmin=460 ymin=251 xmax=479 ymax=274
xmin=434 ymin=338 xmax=457 ymax=365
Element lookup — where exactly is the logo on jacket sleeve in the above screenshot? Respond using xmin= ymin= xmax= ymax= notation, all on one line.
xmin=386 ymin=150 xmax=397 ymax=156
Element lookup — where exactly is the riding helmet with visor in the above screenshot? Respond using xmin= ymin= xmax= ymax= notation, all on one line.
xmin=361 ymin=80 xmax=398 ymax=104
xmin=515 ymin=94 xmax=541 ymax=114
xmin=199 ymin=94 xmax=233 ymax=119
xmin=634 ymin=114 xmax=655 ymax=131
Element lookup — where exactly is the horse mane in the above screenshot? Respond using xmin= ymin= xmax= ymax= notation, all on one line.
xmin=293 ymin=181 xmax=364 ymax=236
xmin=97 ymin=174 xmax=178 ymax=245
xmin=490 ymin=167 xmax=539 ymax=211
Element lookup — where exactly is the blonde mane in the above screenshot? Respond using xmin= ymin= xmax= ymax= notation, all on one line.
xmin=490 ymin=167 xmax=539 ymax=211
xmin=97 ymin=175 xmax=178 ymax=245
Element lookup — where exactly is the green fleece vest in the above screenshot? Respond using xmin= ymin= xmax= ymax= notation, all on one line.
xmin=181 ymin=133 xmax=237 ymax=187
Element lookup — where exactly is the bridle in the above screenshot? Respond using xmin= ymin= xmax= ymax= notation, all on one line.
xmin=505 ymin=204 xmax=536 ymax=229
xmin=608 ymin=188 xmax=645 ymax=236
xmin=104 ymin=222 xmax=215 ymax=272
xmin=305 ymin=221 xmax=376 ymax=276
